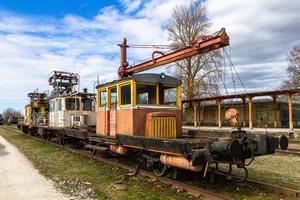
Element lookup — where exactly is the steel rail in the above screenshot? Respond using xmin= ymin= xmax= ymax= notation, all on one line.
xmin=276 ymin=149 xmax=300 ymax=156
xmin=1 ymin=126 xmax=231 ymax=200
xmin=2 ymin=126 xmax=300 ymax=199
xmin=290 ymin=140 xmax=300 ymax=145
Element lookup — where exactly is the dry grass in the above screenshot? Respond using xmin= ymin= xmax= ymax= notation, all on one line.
xmin=0 ymin=127 xmax=194 ymax=200
xmin=247 ymin=154 xmax=300 ymax=190
xmin=289 ymin=143 xmax=300 ymax=150
xmin=1 ymin=126 xmax=299 ymax=200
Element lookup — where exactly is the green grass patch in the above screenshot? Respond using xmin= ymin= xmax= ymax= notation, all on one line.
xmin=0 ymin=127 xmax=194 ymax=200
xmin=247 ymin=155 xmax=300 ymax=190
xmin=0 ymin=126 xmax=299 ymax=200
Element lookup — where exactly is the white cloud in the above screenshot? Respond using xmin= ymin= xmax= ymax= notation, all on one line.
xmin=119 ymin=0 xmax=143 ymax=13
xmin=207 ymin=0 xmax=300 ymax=61
xmin=0 ymin=0 xmax=300 ymax=112
xmin=206 ymin=0 xmax=300 ymax=92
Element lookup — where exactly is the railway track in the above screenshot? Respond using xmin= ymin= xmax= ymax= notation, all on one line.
xmin=290 ymin=140 xmax=300 ymax=145
xmin=0 ymin=125 xmax=231 ymax=200
xmin=277 ymin=148 xmax=300 ymax=156
xmin=1 ymin=125 xmax=300 ymax=199
xmin=277 ymin=139 xmax=300 ymax=156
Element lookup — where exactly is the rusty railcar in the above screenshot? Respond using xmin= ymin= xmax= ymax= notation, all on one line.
xmin=95 ymin=73 xmax=182 ymax=138
xmin=19 ymin=71 xmax=97 ymax=145
xmin=85 ymin=28 xmax=288 ymax=179
xmin=85 ymin=72 xmax=288 ymax=178
xmin=19 ymin=28 xmax=289 ymax=180
xmin=18 ymin=91 xmax=49 ymax=134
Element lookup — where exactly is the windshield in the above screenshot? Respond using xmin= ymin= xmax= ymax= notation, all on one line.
xmin=100 ymin=91 xmax=107 ymax=107
xmin=50 ymin=101 xmax=55 ymax=112
xmin=136 ymin=84 xmax=156 ymax=105
xmin=65 ymin=98 xmax=80 ymax=111
xmin=82 ymin=98 xmax=94 ymax=111
xmin=163 ymin=87 xmax=177 ymax=105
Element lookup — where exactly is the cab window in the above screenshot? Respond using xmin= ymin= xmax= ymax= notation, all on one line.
xmin=110 ymin=88 xmax=117 ymax=105
xmin=136 ymin=84 xmax=156 ymax=105
xmin=50 ymin=101 xmax=55 ymax=112
xmin=32 ymin=108 xmax=40 ymax=114
xmin=163 ymin=87 xmax=177 ymax=105
xmin=58 ymin=99 xmax=62 ymax=111
xmin=82 ymin=98 xmax=94 ymax=111
xmin=66 ymin=98 xmax=80 ymax=111
xmin=121 ymin=85 xmax=131 ymax=105
xmin=100 ymin=91 xmax=107 ymax=107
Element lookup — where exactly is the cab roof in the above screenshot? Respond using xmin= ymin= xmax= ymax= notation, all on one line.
xmin=50 ymin=92 xmax=95 ymax=100
xmin=96 ymin=73 xmax=182 ymax=89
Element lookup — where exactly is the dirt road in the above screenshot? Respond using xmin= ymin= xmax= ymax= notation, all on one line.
xmin=0 ymin=136 xmax=70 ymax=200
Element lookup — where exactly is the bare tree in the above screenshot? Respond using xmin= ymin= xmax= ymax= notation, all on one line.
xmin=0 ymin=113 xmax=3 ymax=124
xmin=166 ymin=1 xmax=222 ymax=100
xmin=2 ymin=108 xmax=23 ymax=119
xmin=282 ymin=44 xmax=300 ymax=89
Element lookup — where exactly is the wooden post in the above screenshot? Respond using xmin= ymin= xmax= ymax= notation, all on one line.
xmin=272 ymin=95 xmax=277 ymax=128
xmin=287 ymin=93 xmax=293 ymax=130
xmin=217 ymin=99 xmax=222 ymax=128
xmin=242 ymin=97 xmax=246 ymax=127
xmin=193 ymin=102 xmax=198 ymax=127
xmin=248 ymin=96 xmax=253 ymax=129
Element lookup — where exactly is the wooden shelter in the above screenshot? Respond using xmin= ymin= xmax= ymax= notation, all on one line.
xmin=182 ymin=88 xmax=300 ymax=130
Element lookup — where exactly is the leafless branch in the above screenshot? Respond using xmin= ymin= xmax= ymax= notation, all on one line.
xmin=166 ymin=2 xmax=223 ymax=100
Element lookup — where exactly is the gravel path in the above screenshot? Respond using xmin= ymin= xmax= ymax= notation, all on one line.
xmin=0 ymin=136 xmax=71 ymax=200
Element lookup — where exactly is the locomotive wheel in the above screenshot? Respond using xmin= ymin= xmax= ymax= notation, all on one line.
xmin=153 ymin=163 xmax=167 ymax=177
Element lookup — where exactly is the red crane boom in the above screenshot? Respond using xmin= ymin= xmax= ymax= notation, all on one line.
xmin=118 ymin=28 xmax=229 ymax=77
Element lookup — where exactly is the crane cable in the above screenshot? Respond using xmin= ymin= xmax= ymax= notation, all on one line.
xmin=211 ymin=47 xmax=249 ymax=123
xmin=224 ymin=48 xmax=248 ymax=94
xmin=229 ymin=49 xmax=237 ymax=105
xmin=223 ymin=47 xmax=248 ymax=123
xmin=211 ymin=53 xmax=229 ymax=95
xmin=127 ymin=44 xmax=248 ymax=97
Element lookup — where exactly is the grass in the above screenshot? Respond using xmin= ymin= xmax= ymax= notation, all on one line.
xmin=0 ymin=126 xmax=299 ymax=200
xmin=289 ymin=143 xmax=300 ymax=150
xmin=247 ymin=155 xmax=300 ymax=190
xmin=0 ymin=126 xmax=194 ymax=200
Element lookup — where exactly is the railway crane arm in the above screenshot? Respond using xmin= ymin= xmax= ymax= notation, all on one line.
xmin=118 ymin=28 xmax=229 ymax=77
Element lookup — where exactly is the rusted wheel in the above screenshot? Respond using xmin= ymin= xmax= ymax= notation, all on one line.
xmin=153 ymin=163 xmax=167 ymax=177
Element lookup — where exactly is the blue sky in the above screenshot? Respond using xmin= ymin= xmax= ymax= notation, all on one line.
xmin=0 ymin=0 xmax=300 ymax=113
xmin=0 ymin=0 xmax=117 ymax=18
